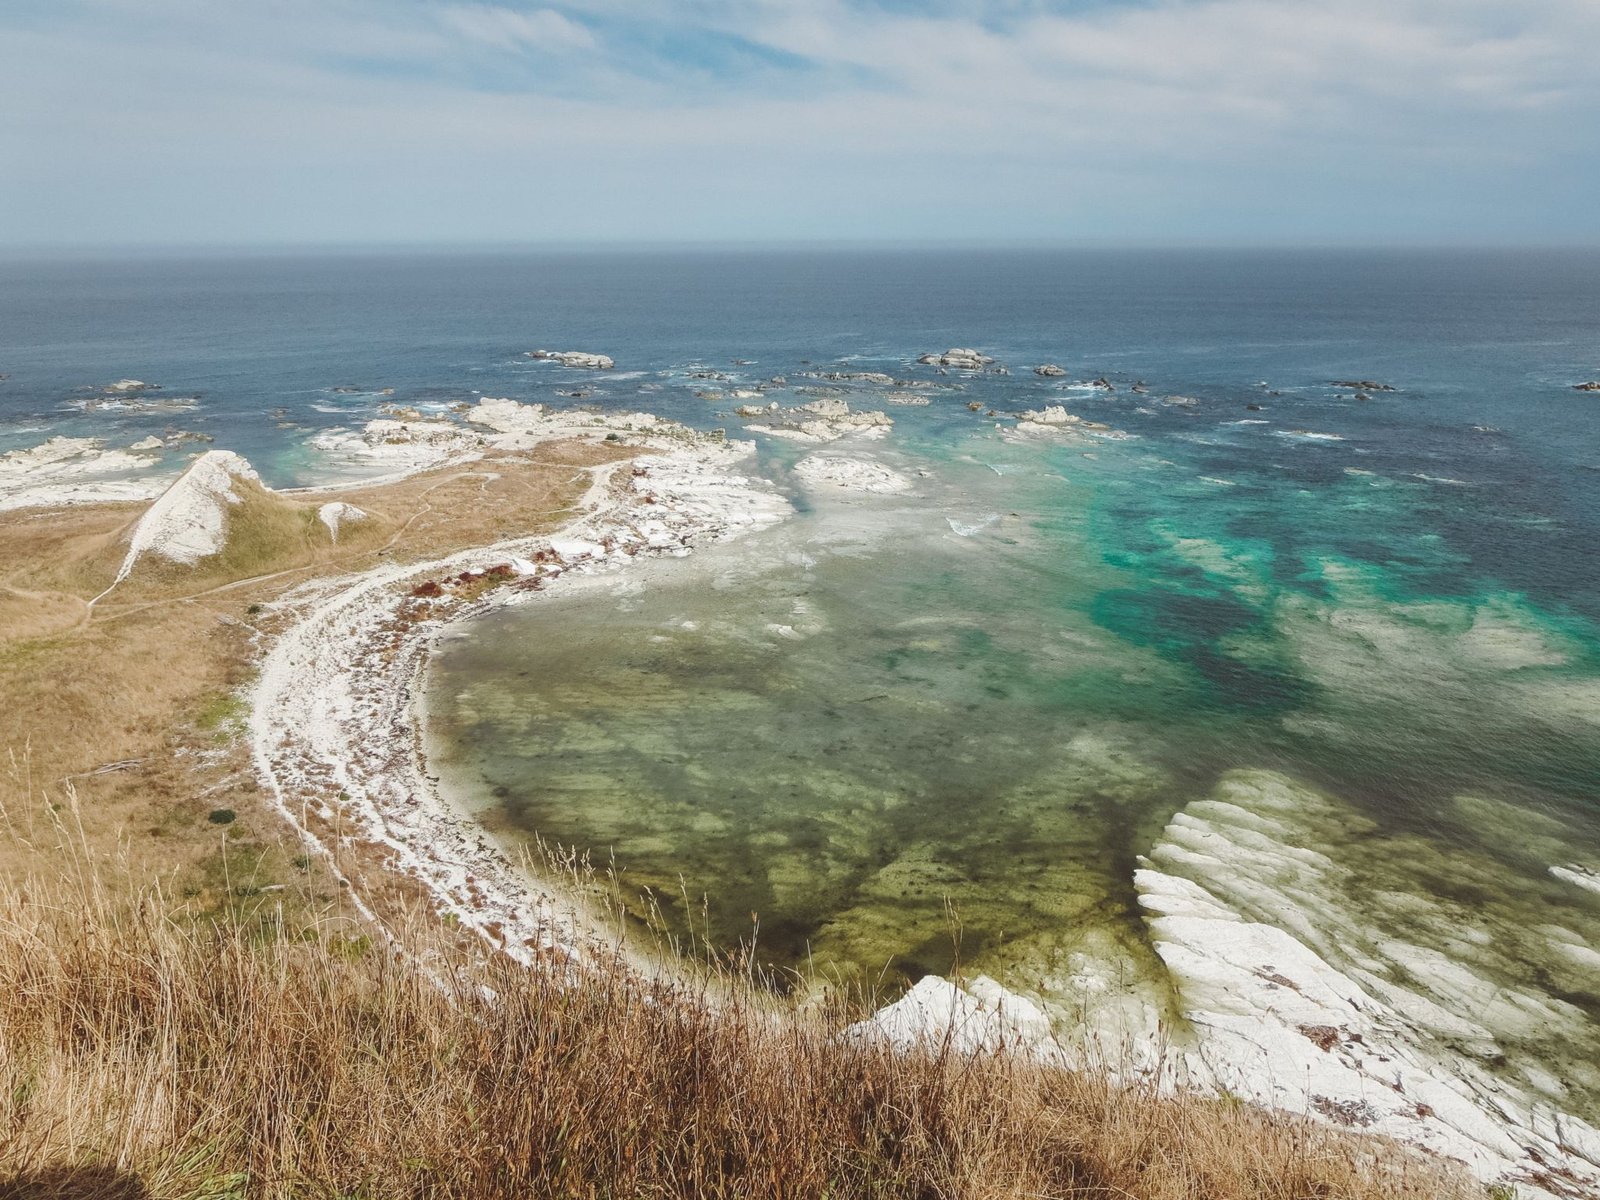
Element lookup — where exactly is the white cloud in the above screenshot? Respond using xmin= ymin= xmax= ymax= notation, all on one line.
xmin=437 ymin=5 xmax=596 ymax=54
xmin=0 ymin=0 xmax=1596 ymax=245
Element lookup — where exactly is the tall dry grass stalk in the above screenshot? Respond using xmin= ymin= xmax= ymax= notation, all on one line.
xmin=0 ymin=820 xmax=1480 ymax=1200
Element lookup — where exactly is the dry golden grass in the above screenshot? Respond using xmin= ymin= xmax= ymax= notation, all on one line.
xmin=0 ymin=447 xmax=619 ymax=906
xmin=0 ymin=834 xmax=1481 ymax=1200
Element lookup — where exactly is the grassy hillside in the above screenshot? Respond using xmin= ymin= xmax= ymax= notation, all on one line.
xmin=0 ymin=849 xmax=1480 ymax=1200
xmin=0 ymin=445 xmax=618 ymax=915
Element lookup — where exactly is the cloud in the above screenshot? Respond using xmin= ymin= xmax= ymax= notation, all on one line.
xmin=0 ymin=0 xmax=1596 ymax=245
xmin=437 ymin=5 xmax=596 ymax=54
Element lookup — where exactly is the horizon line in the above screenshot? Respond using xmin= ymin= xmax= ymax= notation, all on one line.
xmin=5 ymin=236 xmax=1600 ymax=261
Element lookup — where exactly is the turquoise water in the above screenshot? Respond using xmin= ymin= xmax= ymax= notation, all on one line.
xmin=6 ymin=247 xmax=1600 ymax=1110
xmin=428 ymin=421 xmax=1600 ymax=995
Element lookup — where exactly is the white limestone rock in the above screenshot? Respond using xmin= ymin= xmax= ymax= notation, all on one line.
xmin=318 ymin=501 xmax=367 ymax=543
xmin=1135 ymin=771 xmax=1600 ymax=1197
xmin=0 ymin=435 xmax=170 ymax=512
xmin=1019 ymin=405 xmax=1081 ymax=426
xmin=115 ymin=450 xmax=260 ymax=572
xmin=792 ymin=453 xmax=912 ymax=494
xmin=919 ymin=348 xmax=994 ymax=369
xmin=746 ymin=399 xmax=893 ymax=444
xmin=310 ymin=417 xmax=485 ymax=480
xmin=526 ymin=349 xmax=615 ymax=370
xmin=1552 ymin=863 xmax=1600 ymax=896
xmin=850 ymin=974 xmax=1057 ymax=1056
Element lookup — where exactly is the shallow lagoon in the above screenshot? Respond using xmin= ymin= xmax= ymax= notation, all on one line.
xmin=428 ymin=409 xmax=1600 ymax=1134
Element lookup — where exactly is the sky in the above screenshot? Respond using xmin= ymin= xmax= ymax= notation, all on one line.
xmin=2 ymin=0 xmax=1598 ymax=249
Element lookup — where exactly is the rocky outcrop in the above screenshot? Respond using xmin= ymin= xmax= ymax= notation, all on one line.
xmin=0 ymin=436 xmax=171 ymax=511
xmin=114 ymin=451 xmax=261 ymax=571
xmin=1552 ymin=863 xmax=1600 ymax=894
xmin=741 ymin=397 xmax=893 ymax=443
xmin=1573 ymin=382 xmax=1600 ymax=392
xmin=792 ymin=452 xmax=912 ymax=494
xmin=850 ymin=975 xmax=1055 ymax=1055
xmin=919 ymin=348 xmax=993 ymax=370
xmin=1010 ymin=405 xmax=1116 ymax=439
xmin=1034 ymin=364 xmax=1067 ymax=377
xmin=363 ymin=419 xmax=481 ymax=450
xmin=526 ymin=350 xmax=615 ymax=370
xmin=318 ymin=501 xmax=367 ymax=543
xmin=310 ymin=418 xmax=486 ymax=480
xmin=801 ymin=370 xmax=897 ymax=385
xmin=1136 ymin=771 xmax=1600 ymax=1198
xmin=1332 ymin=380 xmax=1395 ymax=392
xmin=1019 ymin=405 xmax=1080 ymax=426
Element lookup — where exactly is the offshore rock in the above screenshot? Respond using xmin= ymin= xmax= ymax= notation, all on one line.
xmin=803 ymin=370 xmax=897 ymax=385
xmin=919 ymin=348 xmax=994 ymax=369
xmin=743 ymin=398 xmax=893 ymax=443
xmin=792 ymin=452 xmax=912 ymax=494
xmin=1019 ymin=405 xmax=1081 ymax=427
xmin=526 ymin=350 xmax=615 ymax=370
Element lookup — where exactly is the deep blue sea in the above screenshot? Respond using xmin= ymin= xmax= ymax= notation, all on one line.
xmin=5 ymin=248 xmax=1600 ymax=1122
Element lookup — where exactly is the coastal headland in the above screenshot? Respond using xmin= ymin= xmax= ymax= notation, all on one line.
xmin=0 ymin=391 xmax=1593 ymax=1199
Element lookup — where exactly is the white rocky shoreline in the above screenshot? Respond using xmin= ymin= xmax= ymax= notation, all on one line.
xmin=248 ymin=410 xmax=791 ymax=965
xmin=862 ymin=776 xmax=1600 ymax=1199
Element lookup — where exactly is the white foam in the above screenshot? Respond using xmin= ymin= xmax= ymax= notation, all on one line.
xmin=945 ymin=515 xmax=1000 ymax=537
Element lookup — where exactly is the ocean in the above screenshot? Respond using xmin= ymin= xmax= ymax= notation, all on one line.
xmin=5 ymin=246 xmax=1600 ymax=1137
